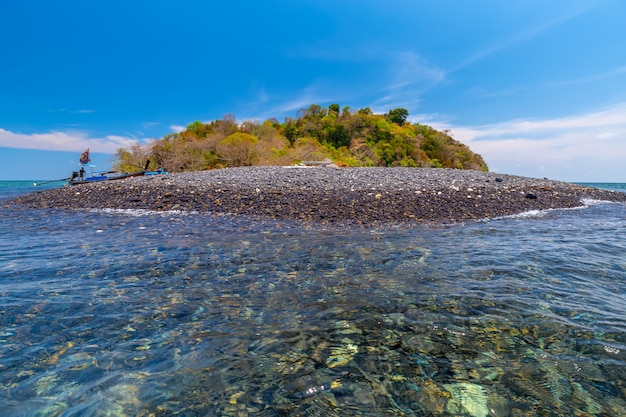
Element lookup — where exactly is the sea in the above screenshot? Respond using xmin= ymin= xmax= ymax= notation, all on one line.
xmin=0 ymin=180 xmax=625 ymax=416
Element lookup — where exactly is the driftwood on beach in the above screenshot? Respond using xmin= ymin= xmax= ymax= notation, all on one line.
xmin=7 ymin=167 xmax=626 ymax=226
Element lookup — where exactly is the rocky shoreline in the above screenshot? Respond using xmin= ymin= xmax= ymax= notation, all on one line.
xmin=7 ymin=167 xmax=626 ymax=226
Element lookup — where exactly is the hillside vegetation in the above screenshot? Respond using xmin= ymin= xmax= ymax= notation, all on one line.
xmin=113 ymin=104 xmax=488 ymax=172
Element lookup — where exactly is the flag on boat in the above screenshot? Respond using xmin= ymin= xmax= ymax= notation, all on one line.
xmin=79 ymin=148 xmax=90 ymax=165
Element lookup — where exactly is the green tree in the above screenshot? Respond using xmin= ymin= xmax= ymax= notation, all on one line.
xmin=186 ymin=120 xmax=212 ymax=138
xmin=386 ymin=108 xmax=409 ymax=126
xmin=325 ymin=124 xmax=350 ymax=148
xmin=281 ymin=117 xmax=300 ymax=146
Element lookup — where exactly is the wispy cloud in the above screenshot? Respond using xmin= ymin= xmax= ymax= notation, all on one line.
xmin=47 ymin=108 xmax=96 ymax=114
xmin=285 ymin=41 xmax=447 ymax=112
xmin=452 ymin=6 xmax=595 ymax=72
xmin=241 ymin=86 xmax=338 ymax=122
xmin=413 ymin=102 xmax=626 ymax=181
xmin=549 ymin=65 xmax=626 ymax=87
xmin=0 ymin=128 xmax=139 ymax=153
xmin=344 ymin=50 xmax=446 ymax=113
xmin=143 ymin=122 xmax=160 ymax=128
xmin=466 ymin=86 xmax=522 ymax=99
xmin=463 ymin=103 xmax=626 ymax=139
xmin=385 ymin=52 xmax=445 ymax=90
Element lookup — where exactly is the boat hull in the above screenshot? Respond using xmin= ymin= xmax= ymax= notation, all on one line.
xmin=68 ymin=171 xmax=146 ymax=186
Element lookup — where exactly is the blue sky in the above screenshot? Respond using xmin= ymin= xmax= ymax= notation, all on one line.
xmin=1 ymin=0 xmax=625 ymax=181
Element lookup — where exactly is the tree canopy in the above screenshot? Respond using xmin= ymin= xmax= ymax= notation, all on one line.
xmin=386 ymin=108 xmax=409 ymax=126
xmin=113 ymin=104 xmax=488 ymax=173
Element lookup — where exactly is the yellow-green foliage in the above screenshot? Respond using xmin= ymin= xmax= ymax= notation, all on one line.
xmin=113 ymin=104 xmax=488 ymax=172
xmin=218 ymin=132 xmax=258 ymax=166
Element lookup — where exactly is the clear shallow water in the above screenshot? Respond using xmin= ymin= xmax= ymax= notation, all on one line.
xmin=1 ymin=182 xmax=625 ymax=416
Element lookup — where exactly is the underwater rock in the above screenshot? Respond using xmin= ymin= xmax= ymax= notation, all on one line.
xmin=326 ymin=340 xmax=358 ymax=368
xmin=415 ymin=380 xmax=449 ymax=414
xmin=487 ymin=391 xmax=510 ymax=417
xmin=443 ymin=382 xmax=489 ymax=417
xmin=572 ymin=381 xmax=603 ymax=415
xmin=34 ymin=401 xmax=68 ymax=416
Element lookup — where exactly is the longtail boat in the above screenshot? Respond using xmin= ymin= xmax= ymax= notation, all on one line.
xmin=68 ymin=169 xmax=147 ymax=185
xmin=67 ymin=149 xmax=166 ymax=186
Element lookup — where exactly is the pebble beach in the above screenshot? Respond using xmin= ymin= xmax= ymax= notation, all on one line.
xmin=9 ymin=167 xmax=626 ymax=226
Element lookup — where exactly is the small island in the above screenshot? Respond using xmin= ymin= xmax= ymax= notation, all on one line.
xmin=8 ymin=104 xmax=625 ymax=226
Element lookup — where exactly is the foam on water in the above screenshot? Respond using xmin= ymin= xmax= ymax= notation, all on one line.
xmin=90 ymin=207 xmax=194 ymax=217
xmin=493 ymin=197 xmax=625 ymax=222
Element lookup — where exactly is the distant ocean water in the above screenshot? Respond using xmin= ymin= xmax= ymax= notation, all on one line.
xmin=1 ymin=181 xmax=625 ymax=416
xmin=576 ymin=182 xmax=626 ymax=192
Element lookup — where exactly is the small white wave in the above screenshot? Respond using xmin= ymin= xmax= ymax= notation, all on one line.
xmin=581 ymin=198 xmax=622 ymax=206
xmin=497 ymin=209 xmax=548 ymax=220
xmin=495 ymin=205 xmax=588 ymax=222
xmin=490 ymin=198 xmax=623 ymax=222
xmin=88 ymin=208 xmax=194 ymax=217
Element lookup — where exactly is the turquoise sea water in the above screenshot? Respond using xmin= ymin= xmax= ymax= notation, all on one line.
xmin=1 ymin=181 xmax=625 ymax=416
xmin=0 ymin=180 xmax=65 ymax=199
xmin=576 ymin=182 xmax=626 ymax=192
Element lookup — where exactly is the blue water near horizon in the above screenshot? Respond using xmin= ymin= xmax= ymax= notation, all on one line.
xmin=576 ymin=182 xmax=626 ymax=192
xmin=1 ymin=181 xmax=625 ymax=415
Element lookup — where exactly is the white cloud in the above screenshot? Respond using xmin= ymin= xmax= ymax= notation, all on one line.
xmin=413 ymin=102 xmax=626 ymax=181
xmin=0 ymin=128 xmax=140 ymax=153
xmin=459 ymin=103 xmax=626 ymax=140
